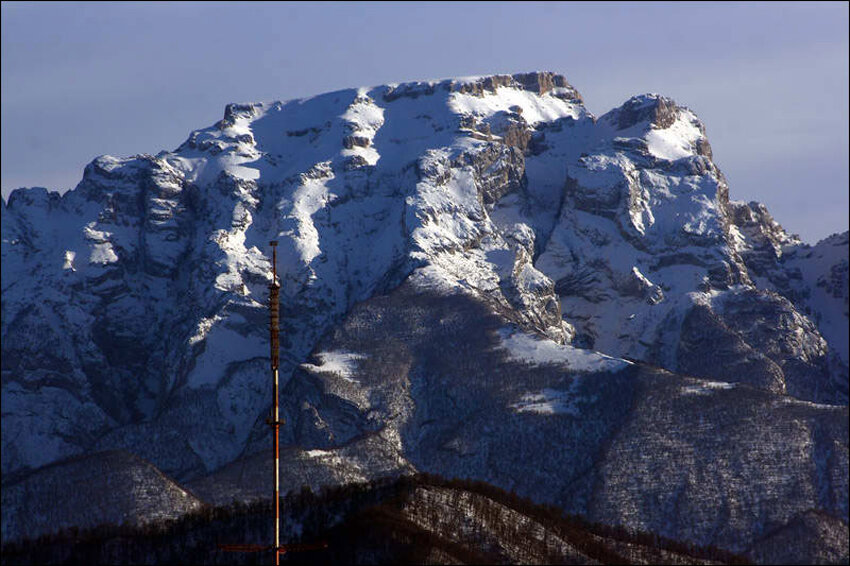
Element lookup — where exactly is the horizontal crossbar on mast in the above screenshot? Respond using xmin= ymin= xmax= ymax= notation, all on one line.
xmin=218 ymin=542 xmax=329 ymax=555
xmin=218 ymin=543 xmax=269 ymax=552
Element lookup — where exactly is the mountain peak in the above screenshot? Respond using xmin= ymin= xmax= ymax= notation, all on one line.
xmin=454 ymin=71 xmax=581 ymax=99
xmin=605 ymin=93 xmax=673 ymax=129
xmin=376 ymin=70 xmax=583 ymax=105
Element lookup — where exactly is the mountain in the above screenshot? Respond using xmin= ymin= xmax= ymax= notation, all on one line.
xmin=2 ymin=71 xmax=847 ymax=561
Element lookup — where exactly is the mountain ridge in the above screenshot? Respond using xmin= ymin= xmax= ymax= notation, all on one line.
xmin=2 ymin=71 xmax=847 ymax=561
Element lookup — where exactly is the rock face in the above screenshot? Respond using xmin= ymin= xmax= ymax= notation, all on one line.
xmin=2 ymin=71 xmax=848 ymax=560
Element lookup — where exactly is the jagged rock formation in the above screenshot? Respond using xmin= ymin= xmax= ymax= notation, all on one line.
xmin=2 ymin=71 xmax=847 ymax=560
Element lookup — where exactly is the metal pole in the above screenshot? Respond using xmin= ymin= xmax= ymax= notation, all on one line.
xmin=268 ymin=241 xmax=281 ymax=566
xmin=218 ymin=242 xmax=325 ymax=562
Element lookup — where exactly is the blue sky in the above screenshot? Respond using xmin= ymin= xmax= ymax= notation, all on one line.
xmin=2 ymin=1 xmax=847 ymax=242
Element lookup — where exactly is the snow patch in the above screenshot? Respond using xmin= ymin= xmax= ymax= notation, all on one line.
xmin=304 ymin=449 xmax=333 ymax=458
xmin=62 ymin=250 xmax=76 ymax=271
xmin=779 ymin=396 xmax=844 ymax=410
xmin=449 ymin=87 xmax=582 ymax=126
xmin=497 ymin=327 xmax=630 ymax=373
xmin=89 ymin=243 xmax=119 ymax=265
xmin=680 ymin=380 xmax=736 ymax=396
xmin=645 ymin=112 xmax=703 ymax=161
xmin=189 ymin=314 xmax=225 ymax=346
xmin=511 ymin=386 xmax=589 ymax=416
xmin=301 ymin=351 xmax=366 ymax=382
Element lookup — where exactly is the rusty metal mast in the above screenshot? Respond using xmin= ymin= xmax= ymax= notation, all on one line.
xmin=268 ymin=241 xmax=283 ymax=565
xmin=218 ymin=241 xmax=325 ymax=564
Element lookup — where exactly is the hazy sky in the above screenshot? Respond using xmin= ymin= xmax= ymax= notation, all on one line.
xmin=2 ymin=1 xmax=847 ymax=242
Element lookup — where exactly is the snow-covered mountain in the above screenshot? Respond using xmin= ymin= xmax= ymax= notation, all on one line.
xmin=2 ymin=72 xmax=847 ymax=560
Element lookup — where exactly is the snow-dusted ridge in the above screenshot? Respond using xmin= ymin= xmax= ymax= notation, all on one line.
xmin=2 ymin=71 xmax=847 ymax=560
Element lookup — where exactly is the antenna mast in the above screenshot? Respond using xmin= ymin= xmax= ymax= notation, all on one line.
xmin=217 ymin=242 xmax=326 ymax=564
xmin=268 ymin=241 xmax=282 ymax=565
